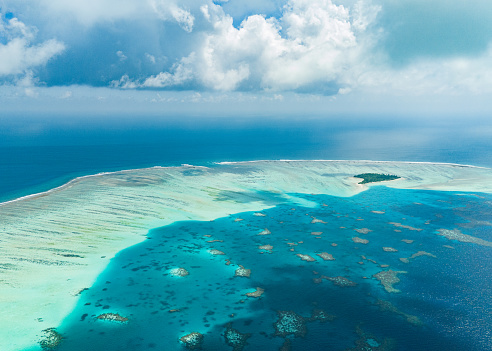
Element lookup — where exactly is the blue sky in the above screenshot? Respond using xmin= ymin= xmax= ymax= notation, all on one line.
xmin=1 ymin=0 xmax=491 ymax=116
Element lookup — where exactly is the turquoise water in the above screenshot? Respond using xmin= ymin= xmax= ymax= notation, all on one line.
xmin=41 ymin=187 xmax=491 ymax=351
xmin=3 ymin=116 xmax=492 ymax=203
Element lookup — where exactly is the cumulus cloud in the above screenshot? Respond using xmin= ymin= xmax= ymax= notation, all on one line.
xmin=129 ymin=0 xmax=380 ymax=92
xmin=0 ymin=15 xmax=65 ymax=77
xmin=3 ymin=0 xmax=492 ymax=98
xmin=142 ymin=54 xmax=195 ymax=87
xmin=150 ymin=0 xmax=196 ymax=32
xmin=189 ymin=0 xmax=380 ymax=91
xmin=111 ymin=54 xmax=194 ymax=88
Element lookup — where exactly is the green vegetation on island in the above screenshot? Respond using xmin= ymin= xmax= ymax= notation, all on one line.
xmin=354 ymin=173 xmax=401 ymax=184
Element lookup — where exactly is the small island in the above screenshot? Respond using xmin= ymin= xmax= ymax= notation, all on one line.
xmin=354 ymin=173 xmax=401 ymax=184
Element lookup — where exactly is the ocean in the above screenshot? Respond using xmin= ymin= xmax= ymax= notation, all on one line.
xmin=1 ymin=115 xmax=492 ymax=203
xmin=30 ymin=187 xmax=492 ymax=351
xmin=2 ymin=115 xmax=492 ymax=350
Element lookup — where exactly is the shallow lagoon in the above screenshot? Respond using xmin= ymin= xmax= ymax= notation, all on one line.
xmin=46 ymin=187 xmax=492 ymax=351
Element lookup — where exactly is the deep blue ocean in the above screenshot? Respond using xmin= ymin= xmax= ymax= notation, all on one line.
xmin=1 ymin=115 xmax=492 ymax=203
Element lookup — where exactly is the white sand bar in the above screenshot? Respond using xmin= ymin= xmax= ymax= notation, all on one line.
xmin=2 ymin=160 xmax=492 ymax=350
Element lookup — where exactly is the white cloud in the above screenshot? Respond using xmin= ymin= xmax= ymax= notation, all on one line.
xmin=0 ymin=16 xmax=65 ymax=77
xmin=150 ymin=0 xmax=195 ymax=32
xmin=146 ymin=53 xmax=156 ymax=64
xmin=142 ymin=54 xmax=194 ymax=87
xmin=191 ymin=0 xmax=380 ymax=91
xmin=111 ymin=54 xmax=194 ymax=88
xmin=116 ymin=50 xmax=128 ymax=61
xmin=110 ymin=74 xmax=139 ymax=89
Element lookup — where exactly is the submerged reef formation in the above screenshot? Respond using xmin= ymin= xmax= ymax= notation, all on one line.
xmin=373 ymin=270 xmax=407 ymax=293
xmin=355 ymin=228 xmax=372 ymax=234
xmin=309 ymin=309 xmax=336 ymax=322
xmin=224 ymin=323 xmax=251 ymax=351
xmin=3 ymin=160 xmax=492 ymax=350
xmin=311 ymin=217 xmax=327 ymax=224
xmin=234 ymin=265 xmax=251 ymax=277
xmin=324 ymin=276 xmax=357 ymax=287
xmin=375 ymin=299 xmax=423 ymax=326
xmin=279 ymin=339 xmax=292 ymax=351
xmin=245 ymin=287 xmax=264 ymax=298
xmin=345 ymin=326 xmax=396 ymax=351
xmin=39 ymin=328 xmax=63 ymax=350
xmin=258 ymin=244 xmax=273 ymax=252
xmin=273 ymin=311 xmax=307 ymax=338
xmin=316 ymin=252 xmax=335 ymax=261
xmin=96 ymin=313 xmax=129 ymax=323
xmin=352 ymin=237 xmax=369 ymax=244
xmin=437 ymin=228 xmax=492 ymax=247
xmin=179 ymin=332 xmax=204 ymax=350
xmin=354 ymin=173 xmax=400 ymax=184
xmin=296 ymin=253 xmax=316 ymax=262
xmin=389 ymin=222 xmax=422 ymax=231
xmin=170 ymin=267 xmax=189 ymax=277
xmin=382 ymin=247 xmax=398 ymax=252
xmin=209 ymin=249 xmax=226 ymax=255
xmin=399 ymin=251 xmax=436 ymax=263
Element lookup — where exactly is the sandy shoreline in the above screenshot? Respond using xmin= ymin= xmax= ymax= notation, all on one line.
xmin=1 ymin=160 xmax=492 ymax=350
xmin=2 ymin=159 xmax=488 ymax=208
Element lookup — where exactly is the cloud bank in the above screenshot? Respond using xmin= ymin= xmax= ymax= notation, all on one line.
xmin=1 ymin=0 xmax=492 ymax=98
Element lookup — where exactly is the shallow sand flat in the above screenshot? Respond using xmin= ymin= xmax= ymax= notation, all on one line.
xmin=1 ymin=160 xmax=492 ymax=350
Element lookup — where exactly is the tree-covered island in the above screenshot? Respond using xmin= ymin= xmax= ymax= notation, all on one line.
xmin=354 ymin=173 xmax=401 ymax=184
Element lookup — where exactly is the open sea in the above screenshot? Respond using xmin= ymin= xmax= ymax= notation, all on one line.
xmin=2 ymin=115 xmax=492 ymax=350
xmin=1 ymin=115 xmax=492 ymax=203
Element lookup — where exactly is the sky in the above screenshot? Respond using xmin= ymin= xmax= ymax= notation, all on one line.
xmin=1 ymin=0 xmax=492 ymax=118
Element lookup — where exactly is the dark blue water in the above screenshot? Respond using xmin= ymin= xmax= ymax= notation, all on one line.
xmin=40 ymin=187 xmax=491 ymax=351
xmin=2 ymin=115 xmax=492 ymax=203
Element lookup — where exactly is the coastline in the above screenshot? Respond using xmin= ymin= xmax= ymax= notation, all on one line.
xmin=2 ymin=159 xmax=489 ymax=208
xmin=2 ymin=160 xmax=492 ymax=350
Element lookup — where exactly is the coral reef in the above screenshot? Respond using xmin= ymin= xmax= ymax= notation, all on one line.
xmin=309 ymin=309 xmax=336 ymax=322
xmin=209 ymin=249 xmax=226 ymax=255
xmin=245 ymin=287 xmax=264 ymax=298
xmin=316 ymin=252 xmax=335 ymax=261
xmin=375 ymin=299 xmax=423 ymax=326
xmin=170 ymin=267 xmax=189 ymax=277
xmin=355 ymin=228 xmax=372 ymax=234
xmin=234 ymin=265 xmax=251 ymax=277
xmin=273 ymin=311 xmax=307 ymax=338
xmin=373 ymin=270 xmax=407 ymax=293
xmin=296 ymin=254 xmax=316 ymax=262
xmin=96 ymin=313 xmax=129 ymax=323
xmin=352 ymin=237 xmax=369 ymax=244
xmin=180 ymin=332 xmax=204 ymax=349
xmin=324 ymin=276 xmax=357 ymax=287
xmin=39 ymin=328 xmax=63 ymax=350
xmin=437 ymin=228 xmax=492 ymax=247
xmin=224 ymin=323 xmax=251 ymax=351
